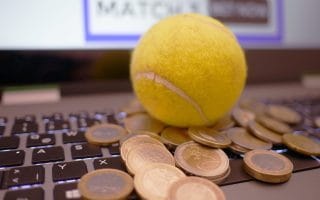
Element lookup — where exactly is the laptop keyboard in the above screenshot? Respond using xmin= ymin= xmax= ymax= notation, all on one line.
xmin=0 ymin=97 xmax=319 ymax=200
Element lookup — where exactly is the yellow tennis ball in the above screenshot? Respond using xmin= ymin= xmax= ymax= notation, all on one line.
xmin=130 ymin=13 xmax=247 ymax=127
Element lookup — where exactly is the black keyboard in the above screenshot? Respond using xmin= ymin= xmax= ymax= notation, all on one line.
xmin=0 ymin=97 xmax=319 ymax=200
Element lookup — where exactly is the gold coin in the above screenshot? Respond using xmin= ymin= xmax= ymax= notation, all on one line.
xmin=134 ymin=163 xmax=186 ymax=200
xmin=315 ymin=117 xmax=320 ymax=128
xmin=78 ymin=168 xmax=134 ymax=200
xmin=239 ymin=98 xmax=267 ymax=115
xmin=227 ymin=127 xmax=272 ymax=150
xmin=229 ymin=143 xmax=250 ymax=154
xmin=174 ymin=141 xmax=229 ymax=179
xmin=248 ymin=121 xmax=282 ymax=145
xmin=212 ymin=114 xmax=235 ymax=131
xmin=243 ymin=149 xmax=293 ymax=183
xmin=267 ymin=105 xmax=301 ymax=124
xmin=256 ymin=115 xmax=292 ymax=135
xmin=282 ymin=133 xmax=320 ymax=156
xmin=126 ymin=143 xmax=175 ymax=175
xmin=232 ymin=108 xmax=255 ymax=128
xmin=188 ymin=127 xmax=231 ymax=148
xmin=121 ymin=98 xmax=146 ymax=116
xmin=121 ymin=134 xmax=166 ymax=162
xmin=132 ymin=130 xmax=162 ymax=140
xmin=161 ymin=127 xmax=192 ymax=149
xmin=167 ymin=176 xmax=226 ymax=200
xmin=123 ymin=113 xmax=165 ymax=134
xmin=85 ymin=123 xmax=127 ymax=146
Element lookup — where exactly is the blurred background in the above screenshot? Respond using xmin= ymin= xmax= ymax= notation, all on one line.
xmin=0 ymin=0 xmax=319 ymax=86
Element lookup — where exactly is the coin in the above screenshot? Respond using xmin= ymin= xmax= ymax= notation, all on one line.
xmin=85 ymin=123 xmax=127 ymax=146
xmin=123 ymin=113 xmax=165 ymax=134
xmin=126 ymin=143 xmax=175 ymax=175
xmin=134 ymin=163 xmax=186 ymax=200
xmin=121 ymin=98 xmax=146 ymax=116
xmin=282 ymin=133 xmax=320 ymax=156
xmin=248 ymin=121 xmax=282 ymax=145
xmin=229 ymin=143 xmax=250 ymax=154
xmin=267 ymin=105 xmax=301 ymax=124
xmin=210 ymin=165 xmax=231 ymax=184
xmin=167 ymin=176 xmax=226 ymax=200
xmin=256 ymin=115 xmax=292 ymax=135
xmin=315 ymin=117 xmax=320 ymax=128
xmin=243 ymin=149 xmax=293 ymax=183
xmin=121 ymin=134 xmax=166 ymax=162
xmin=188 ymin=127 xmax=231 ymax=148
xmin=232 ymin=108 xmax=255 ymax=128
xmin=132 ymin=130 xmax=162 ymax=140
xmin=174 ymin=141 xmax=229 ymax=179
xmin=239 ymin=98 xmax=267 ymax=115
xmin=161 ymin=127 xmax=192 ymax=149
xmin=227 ymin=128 xmax=272 ymax=150
xmin=78 ymin=168 xmax=134 ymax=200
xmin=212 ymin=114 xmax=235 ymax=131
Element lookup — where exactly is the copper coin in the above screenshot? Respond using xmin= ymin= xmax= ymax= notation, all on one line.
xmin=167 ymin=176 xmax=226 ymax=200
xmin=227 ymin=127 xmax=272 ymax=150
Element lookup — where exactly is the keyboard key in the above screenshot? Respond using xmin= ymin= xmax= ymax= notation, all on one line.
xmin=45 ymin=120 xmax=70 ymax=133
xmin=15 ymin=115 xmax=36 ymax=123
xmin=42 ymin=113 xmax=64 ymax=121
xmin=106 ymin=114 xmax=118 ymax=124
xmin=77 ymin=118 xmax=100 ymax=129
xmin=0 ymin=126 xmax=5 ymax=135
xmin=11 ymin=122 xmax=38 ymax=134
xmin=0 ymin=116 xmax=8 ymax=124
xmin=4 ymin=187 xmax=44 ymax=200
xmin=52 ymin=161 xmax=87 ymax=182
xmin=0 ymin=171 xmax=4 ymax=188
xmin=95 ymin=111 xmax=118 ymax=124
xmin=54 ymin=182 xmax=81 ymax=200
xmin=4 ymin=166 xmax=44 ymax=187
xmin=93 ymin=157 xmax=126 ymax=171
xmin=0 ymin=136 xmax=19 ymax=150
xmin=71 ymin=144 xmax=102 ymax=159
xmin=32 ymin=146 xmax=64 ymax=164
xmin=0 ymin=150 xmax=25 ymax=167
xmin=69 ymin=111 xmax=89 ymax=119
xmin=109 ymin=143 xmax=120 ymax=155
xmin=62 ymin=130 xmax=86 ymax=144
xmin=27 ymin=134 xmax=55 ymax=147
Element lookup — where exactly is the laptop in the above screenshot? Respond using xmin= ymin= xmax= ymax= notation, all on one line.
xmin=0 ymin=1 xmax=320 ymax=199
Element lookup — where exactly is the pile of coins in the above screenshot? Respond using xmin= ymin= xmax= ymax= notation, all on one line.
xmin=77 ymin=98 xmax=320 ymax=199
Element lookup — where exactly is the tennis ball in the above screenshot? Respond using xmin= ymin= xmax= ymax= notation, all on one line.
xmin=130 ymin=13 xmax=247 ymax=127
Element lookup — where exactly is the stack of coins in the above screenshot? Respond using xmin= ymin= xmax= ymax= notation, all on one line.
xmin=243 ymin=149 xmax=293 ymax=183
xmin=174 ymin=141 xmax=230 ymax=183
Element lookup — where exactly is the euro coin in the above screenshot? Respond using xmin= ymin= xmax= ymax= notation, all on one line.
xmin=212 ymin=114 xmax=235 ymax=131
xmin=161 ymin=127 xmax=192 ymax=149
xmin=174 ymin=141 xmax=229 ymax=179
xmin=248 ymin=121 xmax=282 ymax=145
xmin=85 ymin=123 xmax=127 ymax=146
xmin=227 ymin=128 xmax=272 ymax=150
xmin=78 ymin=168 xmax=134 ymax=200
xmin=239 ymin=98 xmax=267 ymax=115
xmin=123 ymin=113 xmax=165 ymax=134
xmin=232 ymin=108 xmax=255 ymax=128
xmin=167 ymin=176 xmax=226 ymax=200
xmin=131 ymin=130 xmax=162 ymax=140
xmin=267 ymin=105 xmax=301 ymax=124
xmin=256 ymin=115 xmax=292 ymax=135
xmin=126 ymin=143 xmax=175 ymax=175
xmin=120 ymin=134 xmax=166 ymax=162
xmin=229 ymin=143 xmax=250 ymax=154
xmin=283 ymin=133 xmax=320 ymax=156
xmin=134 ymin=163 xmax=186 ymax=200
xmin=243 ymin=149 xmax=293 ymax=183
xmin=188 ymin=127 xmax=231 ymax=148
xmin=315 ymin=117 xmax=320 ymax=128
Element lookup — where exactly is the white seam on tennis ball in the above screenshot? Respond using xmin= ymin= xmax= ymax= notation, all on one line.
xmin=135 ymin=72 xmax=209 ymax=124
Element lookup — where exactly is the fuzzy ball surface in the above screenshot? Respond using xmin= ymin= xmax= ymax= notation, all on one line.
xmin=130 ymin=13 xmax=247 ymax=127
